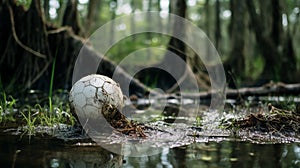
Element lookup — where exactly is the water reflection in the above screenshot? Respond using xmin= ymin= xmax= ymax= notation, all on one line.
xmin=1 ymin=132 xmax=299 ymax=168
xmin=124 ymin=141 xmax=300 ymax=168
xmin=0 ymin=133 xmax=122 ymax=168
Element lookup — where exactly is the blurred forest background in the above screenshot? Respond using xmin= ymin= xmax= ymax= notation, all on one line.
xmin=0 ymin=0 xmax=300 ymax=96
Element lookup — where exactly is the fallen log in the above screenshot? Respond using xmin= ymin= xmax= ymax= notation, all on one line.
xmin=180 ymin=82 xmax=300 ymax=100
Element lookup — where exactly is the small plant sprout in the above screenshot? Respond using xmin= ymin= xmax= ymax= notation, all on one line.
xmin=0 ymin=93 xmax=17 ymax=123
xmin=196 ymin=116 xmax=202 ymax=127
xmin=34 ymin=102 xmax=75 ymax=127
xmin=21 ymin=106 xmax=36 ymax=136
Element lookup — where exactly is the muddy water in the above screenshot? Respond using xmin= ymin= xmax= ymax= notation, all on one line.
xmin=1 ymin=132 xmax=299 ymax=168
xmin=1 ymin=97 xmax=300 ymax=167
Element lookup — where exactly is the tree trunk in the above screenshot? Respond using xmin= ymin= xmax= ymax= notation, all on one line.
xmin=146 ymin=0 xmax=153 ymax=59
xmin=246 ymin=0 xmax=281 ymax=82
xmin=109 ymin=0 xmax=117 ymax=45
xmin=62 ymin=0 xmax=82 ymax=36
xmin=0 ymin=0 xmax=150 ymax=96
xmin=130 ymin=0 xmax=136 ymax=41
xmin=0 ymin=0 xmax=50 ymax=92
xmin=85 ymin=0 xmax=102 ymax=35
xmin=156 ymin=0 xmax=162 ymax=35
xmin=246 ymin=0 xmax=297 ymax=83
xmin=225 ymin=0 xmax=246 ymax=81
xmin=279 ymin=1 xmax=297 ymax=82
xmin=204 ymin=0 xmax=210 ymax=38
xmin=134 ymin=0 xmax=187 ymax=92
xmin=215 ymin=0 xmax=221 ymax=51
xmin=43 ymin=0 xmax=50 ymax=21
xmin=271 ymin=0 xmax=282 ymax=46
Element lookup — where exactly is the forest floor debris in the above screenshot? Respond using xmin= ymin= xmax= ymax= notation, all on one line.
xmin=222 ymin=103 xmax=300 ymax=136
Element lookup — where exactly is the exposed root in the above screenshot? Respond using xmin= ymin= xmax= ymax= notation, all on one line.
xmin=101 ymin=104 xmax=147 ymax=138
xmin=7 ymin=1 xmax=47 ymax=59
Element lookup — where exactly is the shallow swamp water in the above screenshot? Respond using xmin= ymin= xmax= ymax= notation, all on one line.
xmin=1 ymin=96 xmax=300 ymax=167
xmin=1 ymin=133 xmax=299 ymax=168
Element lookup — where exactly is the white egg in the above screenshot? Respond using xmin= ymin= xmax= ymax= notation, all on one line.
xmin=69 ymin=74 xmax=124 ymax=119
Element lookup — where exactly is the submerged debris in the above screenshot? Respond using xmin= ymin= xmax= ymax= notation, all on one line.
xmin=223 ymin=103 xmax=300 ymax=135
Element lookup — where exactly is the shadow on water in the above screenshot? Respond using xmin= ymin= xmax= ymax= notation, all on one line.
xmin=1 ymin=131 xmax=299 ymax=168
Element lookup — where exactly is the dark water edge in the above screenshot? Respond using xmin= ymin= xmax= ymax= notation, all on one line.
xmin=1 ymin=131 xmax=299 ymax=168
xmin=0 ymin=131 xmax=122 ymax=168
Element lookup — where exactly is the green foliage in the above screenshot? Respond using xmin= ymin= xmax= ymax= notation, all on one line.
xmin=35 ymin=100 xmax=75 ymax=127
xmin=106 ymin=34 xmax=168 ymax=65
xmin=0 ymin=90 xmax=75 ymax=135
xmin=245 ymin=54 xmax=264 ymax=81
xmin=142 ymin=74 xmax=160 ymax=89
xmin=18 ymin=96 xmax=75 ymax=136
xmin=48 ymin=52 xmax=57 ymax=115
xmin=269 ymin=96 xmax=298 ymax=112
xmin=16 ymin=0 xmax=32 ymax=9
xmin=25 ymin=51 xmax=77 ymax=128
xmin=195 ymin=116 xmax=202 ymax=127
xmin=20 ymin=106 xmax=36 ymax=136
xmin=0 ymin=92 xmax=17 ymax=123
xmin=49 ymin=55 xmax=56 ymax=111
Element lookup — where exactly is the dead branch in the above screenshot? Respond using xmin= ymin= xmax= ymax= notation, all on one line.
xmin=180 ymin=82 xmax=300 ymax=100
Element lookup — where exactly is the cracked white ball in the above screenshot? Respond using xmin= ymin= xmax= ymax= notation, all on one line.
xmin=69 ymin=74 xmax=124 ymax=119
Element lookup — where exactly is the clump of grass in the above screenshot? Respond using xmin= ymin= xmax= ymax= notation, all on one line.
xmin=0 ymin=92 xmax=76 ymax=136
xmin=0 ymin=55 xmax=76 ymax=136
xmin=0 ymin=92 xmax=17 ymax=123
xmin=20 ymin=106 xmax=36 ymax=136
xmin=34 ymin=100 xmax=76 ymax=127
xmin=19 ymin=52 xmax=76 ymax=135
xmin=18 ymin=98 xmax=76 ymax=137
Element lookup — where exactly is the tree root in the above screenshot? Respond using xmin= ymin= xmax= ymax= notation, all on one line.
xmin=6 ymin=1 xmax=47 ymax=59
